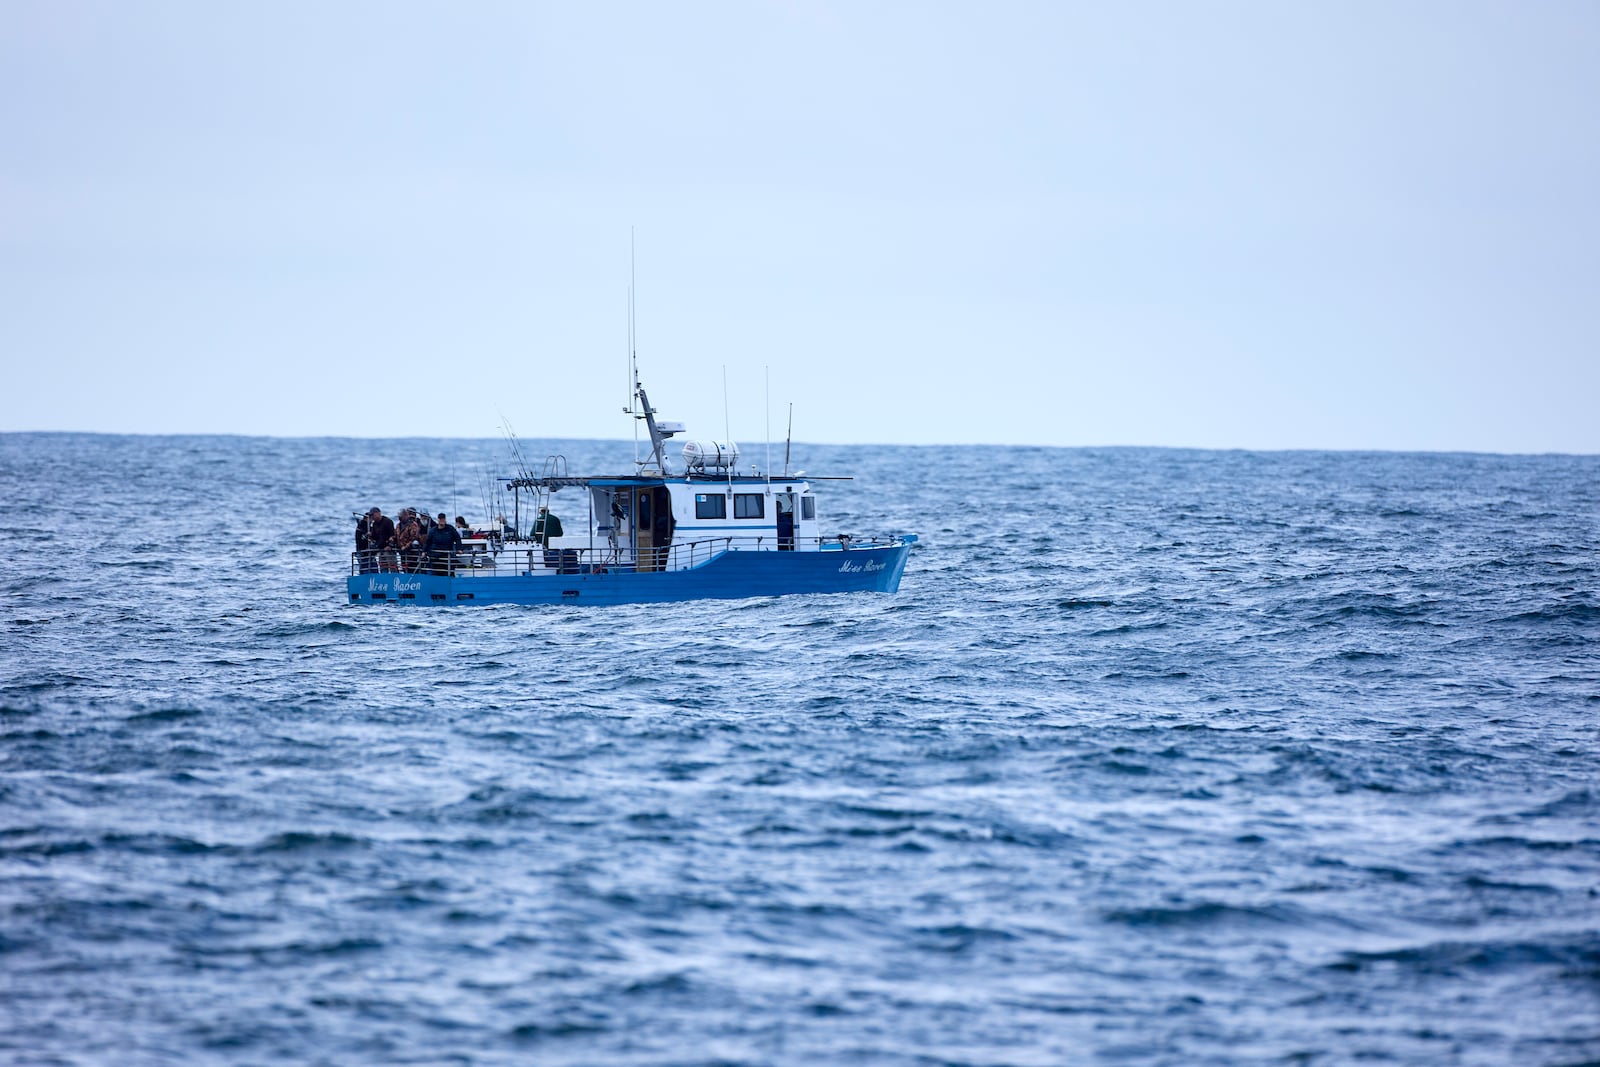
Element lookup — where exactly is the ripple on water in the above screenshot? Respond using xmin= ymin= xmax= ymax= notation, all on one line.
xmin=2 ymin=436 xmax=1599 ymax=1064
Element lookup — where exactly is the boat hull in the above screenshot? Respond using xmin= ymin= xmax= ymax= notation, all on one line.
xmin=346 ymin=540 xmax=913 ymax=606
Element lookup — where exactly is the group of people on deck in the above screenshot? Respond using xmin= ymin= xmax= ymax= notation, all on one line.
xmin=355 ymin=507 xmax=479 ymax=575
xmin=354 ymin=506 xmax=562 ymax=575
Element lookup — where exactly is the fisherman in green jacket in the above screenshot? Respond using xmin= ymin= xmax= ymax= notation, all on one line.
xmin=533 ymin=505 xmax=564 ymax=569
xmin=533 ymin=506 xmax=563 ymax=545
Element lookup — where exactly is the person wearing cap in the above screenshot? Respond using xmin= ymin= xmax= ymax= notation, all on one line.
xmin=532 ymin=506 xmax=563 ymax=545
xmin=394 ymin=509 xmax=423 ymax=573
xmin=367 ymin=507 xmax=396 ymax=572
xmin=426 ymin=511 xmax=463 ymax=576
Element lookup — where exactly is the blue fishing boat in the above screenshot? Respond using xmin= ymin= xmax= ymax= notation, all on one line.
xmin=347 ymin=371 xmax=916 ymax=606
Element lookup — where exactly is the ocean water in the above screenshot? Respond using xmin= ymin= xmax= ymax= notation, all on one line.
xmin=2 ymin=432 xmax=1597 ymax=1066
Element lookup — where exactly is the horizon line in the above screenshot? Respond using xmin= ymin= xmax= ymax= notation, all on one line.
xmin=1 ymin=428 xmax=1592 ymax=459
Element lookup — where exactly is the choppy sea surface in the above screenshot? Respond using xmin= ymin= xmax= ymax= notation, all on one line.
xmin=2 ymin=433 xmax=1597 ymax=1066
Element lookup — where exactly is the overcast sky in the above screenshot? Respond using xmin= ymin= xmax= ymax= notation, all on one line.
xmin=3 ymin=2 xmax=1597 ymax=451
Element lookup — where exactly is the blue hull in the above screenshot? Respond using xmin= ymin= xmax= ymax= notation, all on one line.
xmin=347 ymin=540 xmax=913 ymax=606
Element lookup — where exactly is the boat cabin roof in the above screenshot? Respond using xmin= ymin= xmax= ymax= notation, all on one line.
xmin=504 ymin=473 xmax=832 ymax=491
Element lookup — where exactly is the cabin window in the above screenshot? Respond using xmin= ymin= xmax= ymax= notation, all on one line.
xmin=733 ymin=493 xmax=764 ymax=519
xmin=695 ymin=494 xmax=726 ymax=519
xmin=801 ymin=495 xmax=816 ymax=520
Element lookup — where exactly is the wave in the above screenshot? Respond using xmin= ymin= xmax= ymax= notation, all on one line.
xmin=250 ymin=831 xmax=370 ymax=854
xmin=508 ymin=1020 xmax=611 ymax=1042
xmin=1328 ymin=934 xmax=1600 ymax=977
xmin=1102 ymin=901 xmax=1325 ymax=930
xmin=122 ymin=707 xmax=204 ymax=724
xmin=1496 ymin=600 xmax=1600 ymax=625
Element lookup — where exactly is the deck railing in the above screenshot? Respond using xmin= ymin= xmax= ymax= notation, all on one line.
xmin=349 ymin=533 xmax=902 ymax=577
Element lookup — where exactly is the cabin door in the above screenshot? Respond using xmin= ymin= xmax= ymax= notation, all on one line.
xmin=776 ymin=494 xmax=796 ymax=550
xmin=634 ymin=487 xmax=672 ymax=571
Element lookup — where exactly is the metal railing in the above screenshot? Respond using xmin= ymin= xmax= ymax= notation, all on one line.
xmin=349 ymin=533 xmax=904 ymax=578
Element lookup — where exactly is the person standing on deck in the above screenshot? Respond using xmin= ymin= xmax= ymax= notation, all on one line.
xmin=368 ymin=508 xmax=396 ymax=572
xmin=426 ymin=512 xmax=462 ymax=576
xmin=533 ymin=505 xmax=563 ymax=568
xmin=355 ymin=511 xmax=371 ymax=572
xmin=394 ymin=509 xmax=423 ymax=573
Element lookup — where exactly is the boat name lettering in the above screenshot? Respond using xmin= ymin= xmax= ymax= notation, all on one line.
xmin=837 ymin=560 xmax=885 ymax=575
xmin=367 ymin=577 xmax=422 ymax=593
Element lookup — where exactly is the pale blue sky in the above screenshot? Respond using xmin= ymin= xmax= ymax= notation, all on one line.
xmin=3 ymin=2 xmax=1597 ymax=451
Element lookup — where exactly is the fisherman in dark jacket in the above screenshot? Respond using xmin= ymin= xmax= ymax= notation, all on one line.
xmin=368 ymin=508 xmax=396 ymax=572
xmin=355 ymin=512 xmax=372 ymax=572
xmin=533 ymin=505 xmax=563 ymax=569
xmin=426 ymin=512 xmax=463 ymax=576
xmin=533 ymin=506 xmax=562 ymax=543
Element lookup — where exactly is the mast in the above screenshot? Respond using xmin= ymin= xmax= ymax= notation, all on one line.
xmin=634 ymin=371 xmax=671 ymax=475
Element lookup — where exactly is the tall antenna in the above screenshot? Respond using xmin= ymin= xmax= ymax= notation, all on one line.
xmin=619 ymin=232 xmax=675 ymax=475
xmin=628 ymin=230 xmax=636 ymax=463
xmin=722 ymin=365 xmax=732 ymax=490
xmin=628 ymin=275 xmax=639 ymax=465
xmin=630 ymin=226 xmax=637 ymax=396
xmin=765 ymin=366 xmax=771 ymax=488
xmin=625 ymin=277 xmax=632 ymax=412
xmin=784 ymin=403 xmax=793 ymax=477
